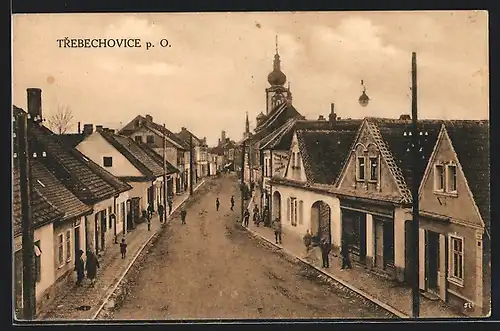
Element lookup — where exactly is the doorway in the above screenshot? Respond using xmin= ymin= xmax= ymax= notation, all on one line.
xmin=426 ymin=231 xmax=439 ymax=293
xmin=100 ymin=210 xmax=107 ymax=252
xmin=74 ymin=226 xmax=81 ymax=257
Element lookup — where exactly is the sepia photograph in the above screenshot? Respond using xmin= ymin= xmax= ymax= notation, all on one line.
xmin=11 ymin=10 xmax=490 ymax=322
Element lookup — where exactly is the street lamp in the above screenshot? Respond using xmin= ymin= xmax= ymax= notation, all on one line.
xmin=358 ymin=80 xmax=370 ymax=107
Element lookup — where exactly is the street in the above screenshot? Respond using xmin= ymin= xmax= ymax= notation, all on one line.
xmin=111 ymin=173 xmax=395 ymax=320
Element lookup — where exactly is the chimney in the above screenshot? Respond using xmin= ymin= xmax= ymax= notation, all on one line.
xmin=329 ymin=102 xmax=337 ymax=126
xmin=78 ymin=122 xmax=81 ymax=134
xmin=83 ymin=124 xmax=93 ymax=136
xmin=27 ymin=88 xmax=42 ymax=120
xmin=145 ymin=114 xmax=153 ymax=122
xmin=181 ymin=127 xmax=187 ymax=131
xmin=96 ymin=125 xmax=103 ymax=132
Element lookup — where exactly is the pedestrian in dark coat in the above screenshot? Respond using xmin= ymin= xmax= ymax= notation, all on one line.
xmin=74 ymin=249 xmax=85 ymax=286
xmin=230 ymin=196 xmax=235 ymax=211
xmin=120 ymin=238 xmax=127 ymax=259
xmin=147 ymin=203 xmax=154 ymax=219
xmin=180 ymin=208 xmax=187 ymax=224
xmin=272 ymin=218 xmax=282 ymax=244
xmin=341 ymin=234 xmax=352 ymax=270
xmin=320 ymin=236 xmax=331 ymax=268
xmin=168 ymin=196 xmax=173 ymax=215
xmin=243 ymin=209 xmax=250 ymax=227
xmin=216 ymin=198 xmax=220 ymax=211
xmin=303 ymin=230 xmax=312 ymax=255
xmin=85 ymin=250 xmax=100 ymax=286
xmin=158 ymin=204 xmax=165 ymax=223
xmin=253 ymin=205 xmax=260 ymax=226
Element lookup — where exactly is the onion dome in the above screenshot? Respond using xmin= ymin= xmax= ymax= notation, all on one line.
xmin=268 ymin=54 xmax=287 ymax=86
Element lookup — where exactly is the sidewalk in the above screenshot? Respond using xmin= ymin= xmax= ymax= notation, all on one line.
xmin=243 ymin=190 xmax=462 ymax=319
xmin=38 ymin=181 xmax=205 ymax=320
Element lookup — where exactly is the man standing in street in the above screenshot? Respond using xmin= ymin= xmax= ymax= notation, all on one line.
xmin=180 ymin=207 xmax=187 ymax=225
xmin=85 ymin=250 xmax=100 ymax=286
xmin=168 ymin=196 xmax=173 ymax=215
xmin=158 ymin=204 xmax=165 ymax=224
xmin=147 ymin=202 xmax=154 ymax=219
xmin=74 ymin=250 xmax=85 ymax=286
xmin=320 ymin=236 xmax=331 ymax=268
xmin=303 ymin=229 xmax=312 ymax=257
xmin=216 ymin=198 xmax=220 ymax=211
xmin=340 ymin=233 xmax=352 ymax=270
xmin=230 ymin=196 xmax=235 ymax=211
xmin=243 ymin=208 xmax=250 ymax=227
xmin=272 ymin=218 xmax=282 ymax=244
xmin=253 ymin=204 xmax=260 ymax=226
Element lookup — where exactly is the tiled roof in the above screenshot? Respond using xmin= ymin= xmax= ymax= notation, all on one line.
xmin=365 ymin=118 xmax=443 ymax=203
xmin=259 ymin=118 xmax=296 ymax=150
xmin=176 ymin=129 xmax=202 ymax=147
xmin=255 ymin=102 xmax=303 ymax=132
xmin=296 ymin=129 xmax=358 ymax=185
xmin=136 ymin=141 xmax=180 ymax=174
xmin=444 ymin=120 xmax=490 ymax=232
xmin=12 ymin=162 xmax=64 ymax=236
xmin=100 ymin=131 xmax=165 ymax=178
xmin=31 ymin=159 xmax=93 ymax=221
xmin=26 ymin=122 xmax=132 ymax=204
xmin=59 ymin=133 xmax=86 ymax=148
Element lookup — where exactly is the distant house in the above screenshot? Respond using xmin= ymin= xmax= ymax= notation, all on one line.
xmin=14 ymin=92 xmax=132 ymax=262
xmin=74 ymin=127 xmax=178 ymax=226
xmin=118 ymin=115 xmax=189 ymax=195
xmin=417 ymin=120 xmax=490 ymax=316
xmin=176 ymin=127 xmax=209 ymax=180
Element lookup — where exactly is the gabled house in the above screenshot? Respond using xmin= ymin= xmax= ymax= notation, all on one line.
xmin=417 ymin=120 xmax=490 ymax=316
xmin=270 ymin=122 xmax=359 ymax=249
xmin=14 ymin=91 xmax=132 ymax=260
xmin=176 ymin=127 xmax=209 ymax=180
xmin=74 ymin=128 xmax=177 ymax=226
xmin=118 ymin=115 xmax=189 ymax=194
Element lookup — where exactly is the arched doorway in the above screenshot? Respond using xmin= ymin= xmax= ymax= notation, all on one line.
xmin=311 ymin=201 xmax=331 ymax=243
xmin=272 ymin=191 xmax=281 ymax=222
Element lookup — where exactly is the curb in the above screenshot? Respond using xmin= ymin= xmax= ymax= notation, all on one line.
xmin=92 ymin=179 xmax=207 ymax=320
xmin=242 ymin=191 xmax=409 ymax=319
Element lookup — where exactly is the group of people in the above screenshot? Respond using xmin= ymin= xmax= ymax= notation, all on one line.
xmin=145 ymin=196 xmax=175 ymax=230
xmin=302 ymin=230 xmax=352 ymax=269
xmin=74 ymin=249 xmax=101 ymax=287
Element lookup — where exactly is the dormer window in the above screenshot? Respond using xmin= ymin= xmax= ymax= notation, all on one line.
xmin=369 ymin=157 xmax=378 ymax=181
xmin=357 ymin=156 xmax=365 ymax=181
xmin=447 ymin=164 xmax=457 ymax=192
xmin=434 ymin=164 xmax=445 ymax=191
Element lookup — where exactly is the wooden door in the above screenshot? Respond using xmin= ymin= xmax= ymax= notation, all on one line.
xmin=374 ymin=220 xmax=384 ymax=269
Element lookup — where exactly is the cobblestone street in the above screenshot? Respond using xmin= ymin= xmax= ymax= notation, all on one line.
xmin=110 ymin=174 xmax=395 ymax=320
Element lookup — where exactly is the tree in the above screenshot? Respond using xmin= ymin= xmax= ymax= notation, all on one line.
xmin=47 ymin=105 xmax=74 ymax=134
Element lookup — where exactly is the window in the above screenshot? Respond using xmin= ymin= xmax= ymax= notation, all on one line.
xmin=146 ymin=135 xmax=154 ymax=144
xmin=298 ymin=200 xmax=304 ymax=225
xmin=34 ymin=241 xmax=41 ymax=282
xmin=103 ymin=156 xmax=113 ymax=167
xmin=369 ymin=157 xmax=378 ymax=181
xmin=447 ymin=164 xmax=457 ymax=192
xmin=291 ymin=152 xmax=296 ymax=168
xmin=357 ymin=157 xmax=365 ymax=180
xmin=134 ymin=136 xmax=143 ymax=143
xmin=449 ymin=235 xmax=464 ymax=284
xmin=296 ymin=152 xmax=301 ymax=169
xmin=434 ymin=164 xmax=445 ymax=191
xmin=58 ymin=234 xmax=64 ymax=267
xmin=290 ymin=197 xmax=298 ymax=226
xmin=65 ymin=230 xmax=71 ymax=262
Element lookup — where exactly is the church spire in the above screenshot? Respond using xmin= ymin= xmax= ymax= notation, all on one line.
xmin=273 ymin=35 xmax=281 ymax=71
xmin=245 ymin=111 xmax=250 ymax=136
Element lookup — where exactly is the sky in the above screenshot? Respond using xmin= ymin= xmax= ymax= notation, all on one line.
xmin=12 ymin=11 xmax=488 ymax=146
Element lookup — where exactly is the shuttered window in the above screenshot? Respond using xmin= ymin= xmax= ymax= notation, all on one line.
xmin=298 ymin=200 xmax=304 ymax=224
xmin=286 ymin=197 xmax=291 ymax=223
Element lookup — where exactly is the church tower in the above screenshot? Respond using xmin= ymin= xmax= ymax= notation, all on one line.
xmin=265 ymin=36 xmax=293 ymax=114
xmin=244 ymin=111 xmax=250 ymax=139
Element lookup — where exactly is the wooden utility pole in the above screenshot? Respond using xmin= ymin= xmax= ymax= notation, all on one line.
xmin=163 ymin=124 xmax=168 ymax=223
xmin=411 ymin=51 xmax=420 ymax=318
xmin=189 ymin=134 xmax=194 ymax=196
xmin=16 ymin=112 xmax=36 ymax=320
xmin=240 ymin=139 xmax=246 ymax=222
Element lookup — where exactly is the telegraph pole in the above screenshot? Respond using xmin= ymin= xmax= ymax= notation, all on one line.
xmin=163 ymin=124 xmax=168 ymax=223
xmin=189 ymin=134 xmax=194 ymax=196
xmin=240 ymin=139 xmax=246 ymax=223
xmin=16 ymin=112 xmax=36 ymax=320
xmin=411 ymin=51 xmax=420 ymax=318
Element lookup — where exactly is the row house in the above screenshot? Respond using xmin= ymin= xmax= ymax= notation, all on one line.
xmin=268 ymin=114 xmax=490 ymax=316
xmin=14 ymin=93 xmax=132 ymax=260
xmin=73 ymin=128 xmax=178 ymax=222
xmin=118 ymin=115 xmax=189 ymax=195
xmin=176 ymin=127 xmax=209 ymax=180
xmin=216 ymin=130 xmax=237 ymax=171
xmin=208 ymin=146 xmax=225 ymax=174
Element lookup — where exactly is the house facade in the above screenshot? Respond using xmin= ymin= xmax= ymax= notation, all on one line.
xmin=176 ymin=127 xmax=209 ymax=180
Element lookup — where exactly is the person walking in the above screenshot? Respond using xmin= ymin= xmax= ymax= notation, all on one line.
xmin=303 ymin=229 xmax=312 ymax=257
xmin=243 ymin=208 xmax=250 ymax=227
xmin=341 ymin=234 xmax=352 ymax=270
xmin=230 ymin=196 xmax=235 ymax=211
xmin=180 ymin=208 xmax=187 ymax=225
xmin=158 ymin=204 xmax=165 ymax=224
xmin=85 ymin=250 xmax=100 ymax=286
xmin=147 ymin=202 xmax=154 ymax=219
xmin=272 ymin=218 xmax=282 ymax=244
xmin=216 ymin=198 xmax=220 ymax=211
xmin=253 ymin=205 xmax=260 ymax=226
xmin=168 ymin=196 xmax=173 ymax=215
xmin=74 ymin=249 xmax=85 ymax=286
xmin=320 ymin=236 xmax=331 ymax=268
xmin=147 ymin=213 xmax=151 ymax=231
xmin=120 ymin=238 xmax=127 ymax=259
